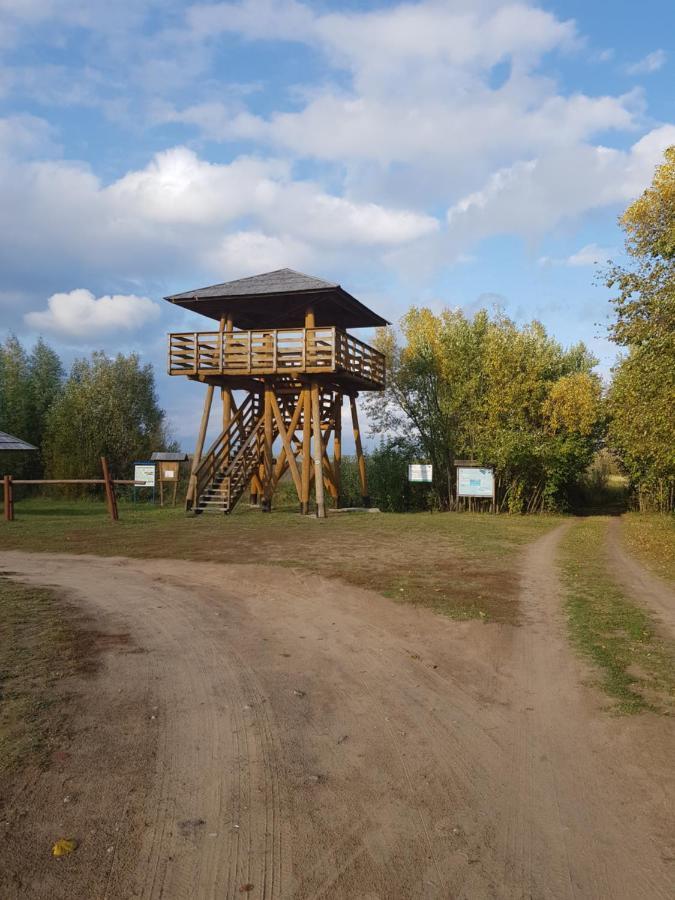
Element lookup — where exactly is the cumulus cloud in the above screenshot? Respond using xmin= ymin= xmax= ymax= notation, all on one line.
xmin=0 ymin=138 xmax=440 ymax=307
xmin=446 ymin=124 xmax=675 ymax=246
xmin=538 ymin=244 xmax=615 ymax=268
xmin=626 ymin=49 xmax=667 ymax=75
xmin=25 ymin=289 xmax=161 ymax=340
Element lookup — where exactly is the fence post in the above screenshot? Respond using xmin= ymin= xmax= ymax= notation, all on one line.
xmin=3 ymin=475 xmax=14 ymax=521
xmin=101 ymin=457 xmax=119 ymax=521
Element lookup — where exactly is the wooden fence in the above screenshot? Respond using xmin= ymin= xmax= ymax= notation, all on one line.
xmin=2 ymin=456 xmax=139 ymax=522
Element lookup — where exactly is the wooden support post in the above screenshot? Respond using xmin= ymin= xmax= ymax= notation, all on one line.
xmin=3 ymin=475 xmax=14 ymax=521
xmin=311 ymin=381 xmax=326 ymax=518
xmin=350 ymin=395 xmax=370 ymax=507
xmin=301 ymin=303 xmax=316 ymax=515
xmin=334 ymin=392 xmax=342 ymax=508
xmin=186 ymin=384 xmax=214 ymax=511
xmin=262 ymin=380 xmax=273 ymax=512
xmin=101 ymin=456 xmax=119 ymax=522
xmin=221 ymin=313 xmax=233 ymax=452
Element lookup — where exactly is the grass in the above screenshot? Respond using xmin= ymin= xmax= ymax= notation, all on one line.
xmin=620 ymin=512 xmax=675 ymax=584
xmin=0 ymin=496 xmax=562 ymax=622
xmin=0 ymin=577 xmax=98 ymax=774
xmin=559 ymin=518 xmax=675 ymax=714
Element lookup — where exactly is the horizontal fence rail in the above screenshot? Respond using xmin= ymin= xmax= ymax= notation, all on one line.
xmin=168 ymin=326 xmax=385 ymax=387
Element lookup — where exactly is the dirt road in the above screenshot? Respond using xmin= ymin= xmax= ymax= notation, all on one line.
xmin=1 ymin=527 xmax=673 ymax=899
xmin=606 ymin=517 xmax=675 ymax=636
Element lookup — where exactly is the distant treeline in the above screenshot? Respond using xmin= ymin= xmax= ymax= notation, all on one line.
xmin=0 ymin=340 xmax=172 ymax=481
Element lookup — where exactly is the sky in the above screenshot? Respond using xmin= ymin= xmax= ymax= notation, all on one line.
xmin=0 ymin=0 xmax=673 ymax=451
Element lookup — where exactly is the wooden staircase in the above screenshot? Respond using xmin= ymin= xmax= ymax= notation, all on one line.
xmin=191 ymin=393 xmax=266 ymax=514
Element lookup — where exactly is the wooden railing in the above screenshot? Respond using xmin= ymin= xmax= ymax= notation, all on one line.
xmin=168 ymin=327 xmax=385 ymax=387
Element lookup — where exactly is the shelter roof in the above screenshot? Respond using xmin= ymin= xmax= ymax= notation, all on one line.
xmin=0 ymin=431 xmax=37 ymax=451
xmin=164 ymin=268 xmax=389 ymax=330
xmin=150 ymin=451 xmax=189 ymax=462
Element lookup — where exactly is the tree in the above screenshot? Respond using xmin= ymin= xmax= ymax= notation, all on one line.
xmin=27 ymin=338 xmax=64 ymax=474
xmin=0 ymin=335 xmax=34 ymax=477
xmin=606 ymin=146 xmax=675 ymax=510
xmin=368 ymin=308 xmax=601 ymax=512
xmin=44 ymin=352 xmax=170 ymax=479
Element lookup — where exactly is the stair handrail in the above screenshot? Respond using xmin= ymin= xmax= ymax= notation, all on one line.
xmin=193 ymin=393 xmax=261 ymax=499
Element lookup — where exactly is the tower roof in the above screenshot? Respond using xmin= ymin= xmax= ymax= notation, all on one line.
xmin=164 ymin=268 xmax=389 ymax=330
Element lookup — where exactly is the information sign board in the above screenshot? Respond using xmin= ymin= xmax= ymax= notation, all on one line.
xmin=134 ymin=463 xmax=156 ymax=488
xmin=457 ymin=466 xmax=494 ymax=498
xmin=408 ymin=463 xmax=433 ymax=483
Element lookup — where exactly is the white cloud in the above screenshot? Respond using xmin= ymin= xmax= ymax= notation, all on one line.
xmin=446 ymin=124 xmax=675 ymax=245
xmin=538 ymin=243 xmax=614 ymax=268
xmin=626 ymin=49 xmax=667 ymax=75
xmin=0 ymin=138 xmax=439 ymax=306
xmin=25 ymin=289 xmax=161 ymax=340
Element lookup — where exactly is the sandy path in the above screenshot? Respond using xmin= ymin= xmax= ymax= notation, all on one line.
xmin=606 ymin=517 xmax=675 ymax=636
xmin=0 ymin=530 xmax=673 ymax=899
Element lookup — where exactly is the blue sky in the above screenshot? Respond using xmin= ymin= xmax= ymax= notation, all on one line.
xmin=1 ymin=0 xmax=673 ymax=450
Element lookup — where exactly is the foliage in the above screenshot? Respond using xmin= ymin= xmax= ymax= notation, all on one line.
xmin=367 ymin=308 xmax=602 ymax=511
xmin=606 ymin=145 xmax=675 ymax=511
xmin=44 ymin=351 xmax=169 ymax=480
xmin=0 ymin=335 xmax=64 ymax=477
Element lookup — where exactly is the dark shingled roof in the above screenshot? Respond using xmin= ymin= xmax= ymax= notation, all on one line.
xmin=164 ymin=268 xmax=389 ymax=330
xmin=0 ymin=431 xmax=37 ymax=452
xmin=150 ymin=451 xmax=189 ymax=462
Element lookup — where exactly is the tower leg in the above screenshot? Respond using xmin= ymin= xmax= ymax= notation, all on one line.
xmin=311 ymin=381 xmax=326 ymax=518
xmin=301 ymin=385 xmax=311 ymax=514
xmin=333 ymin=392 xmax=342 ymax=508
xmin=262 ymin=380 xmax=274 ymax=512
xmin=350 ymin=395 xmax=370 ymax=508
xmin=186 ymin=384 xmax=214 ymax=511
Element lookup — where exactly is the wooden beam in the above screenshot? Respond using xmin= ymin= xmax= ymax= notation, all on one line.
xmin=334 ymin=392 xmax=342 ymax=507
xmin=272 ymin=391 xmax=304 ymax=484
xmin=311 ymin=380 xmax=326 ymax=518
xmin=271 ymin=394 xmax=302 ymax=500
xmin=301 ymin=305 xmax=315 ymax=515
xmin=3 ymin=475 xmax=13 ymax=522
xmin=186 ymin=384 xmax=214 ymax=510
xmin=262 ymin=380 xmax=274 ymax=511
xmin=101 ymin=456 xmax=119 ymax=522
xmin=220 ymin=312 xmax=234 ymax=441
xmin=350 ymin=395 xmax=370 ymax=507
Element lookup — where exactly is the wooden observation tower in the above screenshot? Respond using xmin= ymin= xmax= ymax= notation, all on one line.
xmin=165 ymin=269 xmax=387 ymax=517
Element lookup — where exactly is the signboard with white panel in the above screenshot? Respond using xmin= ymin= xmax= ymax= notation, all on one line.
xmin=408 ymin=463 xmax=433 ymax=483
xmin=457 ymin=466 xmax=494 ymax=498
xmin=134 ymin=463 xmax=156 ymax=487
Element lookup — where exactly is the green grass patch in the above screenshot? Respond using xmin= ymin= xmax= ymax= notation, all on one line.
xmin=559 ymin=518 xmax=675 ymax=714
xmin=0 ymin=497 xmax=562 ymax=622
xmin=0 ymin=577 xmax=96 ymax=773
xmin=621 ymin=513 xmax=675 ymax=584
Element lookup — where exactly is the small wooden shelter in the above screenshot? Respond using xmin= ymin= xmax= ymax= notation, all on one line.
xmin=151 ymin=451 xmax=189 ymax=506
xmin=0 ymin=431 xmax=37 ymax=453
xmin=164 ymin=268 xmax=388 ymax=517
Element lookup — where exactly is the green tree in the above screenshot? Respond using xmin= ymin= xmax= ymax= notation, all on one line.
xmin=27 ymin=338 xmax=64 ymax=474
xmin=368 ymin=309 xmax=601 ymax=512
xmin=606 ymin=146 xmax=675 ymax=511
xmin=44 ymin=352 xmax=170 ymax=480
xmin=0 ymin=335 xmax=34 ymax=477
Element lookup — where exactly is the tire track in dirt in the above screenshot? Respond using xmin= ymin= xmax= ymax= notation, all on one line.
xmin=1 ymin=544 xmax=673 ymax=899
xmin=606 ymin=516 xmax=675 ymax=636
